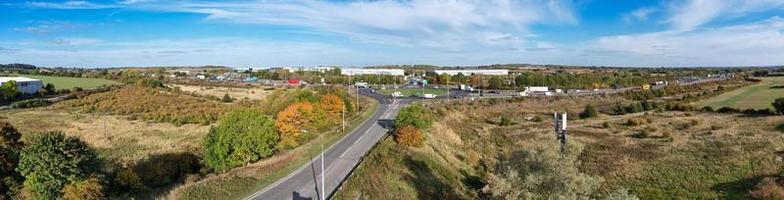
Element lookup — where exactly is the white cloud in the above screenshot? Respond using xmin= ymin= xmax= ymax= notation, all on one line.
xmin=664 ymin=0 xmax=784 ymax=30
xmin=11 ymin=20 xmax=85 ymax=34
xmin=28 ymin=0 xmax=116 ymax=9
xmin=25 ymin=0 xmax=577 ymax=51
xmin=623 ymin=7 xmax=657 ymax=22
xmin=588 ymin=17 xmax=784 ymax=66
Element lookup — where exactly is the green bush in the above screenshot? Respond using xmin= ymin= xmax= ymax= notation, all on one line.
xmin=61 ymin=177 xmax=104 ymax=200
xmin=580 ymin=104 xmax=598 ymax=119
xmin=486 ymin=141 xmax=602 ymax=199
xmin=395 ymin=104 xmax=432 ymax=130
xmin=203 ymin=108 xmax=279 ymax=172
xmin=773 ymin=97 xmax=784 ymax=114
xmin=17 ymin=132 xmax=98 ymax=199
xmin=9 ymin=99 xmax=51 ymax=109
xmin=0 ymin=121 xmax=23 ymax=198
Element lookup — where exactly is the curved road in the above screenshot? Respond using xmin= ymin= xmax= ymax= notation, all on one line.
xmin=246 ymin=88 xmax=417 ymax=200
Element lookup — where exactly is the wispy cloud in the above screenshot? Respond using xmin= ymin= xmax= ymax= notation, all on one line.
xmin=22 ymin=0 xmax=578 ymax=51
xmin=12 ymin=20 xmax=85 ymax=34
xmin=623 ymin=7 xmax=658 ymax=22
xmin=589 ymin=16 xmax=784 ymax=66
xmin=27 ymin=0 xmax=117 ymax=9
xmin=664 ymin=0 xmax=784 ymax=30
xmin=0 ymin=47 xmax=23 ymax=54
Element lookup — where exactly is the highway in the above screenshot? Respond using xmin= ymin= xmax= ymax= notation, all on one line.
xmin=245 ymin=88 xmax=416 ymax=200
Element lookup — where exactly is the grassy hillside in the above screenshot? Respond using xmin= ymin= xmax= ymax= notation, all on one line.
xmin=698 ymin=77 xmax=784 ymax=109
xmin=335 ymin=96 xmax=784 ymax=199
xmin=21 ymin=74 xmax=120 ymax=89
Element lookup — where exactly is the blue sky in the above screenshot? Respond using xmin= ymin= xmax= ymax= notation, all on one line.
xmin=1 ymin=0 xmax=783 ymax=68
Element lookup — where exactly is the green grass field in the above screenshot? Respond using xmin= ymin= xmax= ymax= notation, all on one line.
xmin=21 ymin=74 xmax=119 ymax=90
xmin=698 ymin=77 xmax=784 ymax=109
xmin=377 ymin=88 xmax=447 ymax=97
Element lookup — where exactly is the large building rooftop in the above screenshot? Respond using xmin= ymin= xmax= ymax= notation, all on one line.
xmin=0 ymin=77 xmax=41 ymax=83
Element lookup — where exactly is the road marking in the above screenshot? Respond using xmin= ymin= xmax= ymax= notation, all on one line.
xmin=244 ymin=103 xmax=386 ymax=200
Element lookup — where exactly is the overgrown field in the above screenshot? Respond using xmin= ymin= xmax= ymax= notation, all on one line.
xmin=60 ymin=85 xmax=238 ymax=125
xmin=335 ymin=96 xmax=784 ymax=199
xmin=698 ymin=77 xmax=784 ymax=109
xmin=0 ymin=108 xmax=209 ymax=164
xmin=21 ymin=74 xmax=120 ymax=89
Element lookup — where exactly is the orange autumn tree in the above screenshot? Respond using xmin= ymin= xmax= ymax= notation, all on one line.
xmin=318 ymin=94 xmax=344 ymax=119
xmin=275 ymin=101 xmax=314 ymax=148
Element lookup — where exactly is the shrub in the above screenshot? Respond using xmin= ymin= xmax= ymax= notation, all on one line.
xmin=0 ymin=121 xmax=23 ymax=198
xmin=605 ymin=188 xmax=639 ymax=200
xmin=499 ymin=116 xmax=514 ymax=126
xmin=17 ymin=132 xmax=98 ymax=199
xmin=602 ymin=121 xmax=611 ymax=129
xmin=532 ymin=116 xmax=544 ymax=122
xmin=579 ymin=104 xmax=598 ymax=119
xmin=9 ymin=99 xmax=51 ymax=109
xmin=484 ymin=141 xmax=602 ymax=199
xmin=749 ymin=178 xmax=784 ymax=200
xmin=221 ymin=93 xmax=233 ymax=103
xmin=133 ymin=153 xmax=201 ymax=188
xmin=62 ymin=177 xmax=104 ymax=200
xmin=203 ymin=108 xmax=278 ymax=172
xmin=626 ymin=118 xmax=648 ymax=126
xmin=773 ymin=98 xmax=784 ymax=114
xmin=395 ymin=126 xmax=424 ymax=147
xmin=395 ymin=104 xmax=432 ymax=130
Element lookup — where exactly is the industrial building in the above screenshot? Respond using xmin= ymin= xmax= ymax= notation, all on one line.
xmin=431 ymin=69 xmax=509 ymax=76
xmin=341 ymin=68 xmax=405 ymax=76
xmin=0 ymin=77 xmax=43 ymax=94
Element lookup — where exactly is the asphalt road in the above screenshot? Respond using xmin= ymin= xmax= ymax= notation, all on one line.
xmin=245 ymin=88 xmax=415 ymax=200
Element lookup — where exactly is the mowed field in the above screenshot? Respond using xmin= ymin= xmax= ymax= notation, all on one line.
xmin=698 ymin=76 xmax=784 ymax=109
xmin=21 ymin=74 xmax=120 ymax=89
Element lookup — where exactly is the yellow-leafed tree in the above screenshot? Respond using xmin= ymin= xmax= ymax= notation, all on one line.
xmin=275 ymin=102 xmax=314 ymax=148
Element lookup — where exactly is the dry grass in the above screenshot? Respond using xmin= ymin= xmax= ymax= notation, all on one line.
xmin=169 ymin=84 xmax=271 ymax=101
xmin=336 ymin=96 xmax=784 ymax=199
xmin=0 ymin=108 xmax=209 ymax=164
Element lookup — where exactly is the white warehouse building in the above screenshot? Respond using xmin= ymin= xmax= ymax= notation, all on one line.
xmin=0 ymin=77 xmax=44 ymax=94
xmin=432 ymin=69 xmax=509 ymax=76
xmin=341 ymin=68 xmax=405 ymax=76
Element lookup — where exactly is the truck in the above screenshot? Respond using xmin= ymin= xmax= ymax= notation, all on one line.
xmin=459 ymin=84 xmax=467 ymax=90
xmin=524 ymin=86 xmax=549 ymax=92
xmin=423 ymin=93 xmax=437 ymax=99
xmin=391 ymin=91 xmax=405 ymax=98
xmin=355 ymin=82 xmax=368 ymax=88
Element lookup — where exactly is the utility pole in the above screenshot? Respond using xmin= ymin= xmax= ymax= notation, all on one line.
xmin=446 ymin=73 xmax=449 ymax=102
xmin=321 ymin=132 xmax=325 ymax=200
xmin=553 ymin=112 xmax=568 ymax=153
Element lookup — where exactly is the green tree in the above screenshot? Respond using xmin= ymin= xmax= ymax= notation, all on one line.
xmin=489 ymin=76 xmax=505 ymax=89
xmin=43 ymin=83 xmax=56 ymax=95
xmin=203 ymin=108 xmax=279 ymax=171
xmin=395 ymin=104 xmax=432 ymax=130
xmin=579 ymin=104 xmax=598 ymax=119
xmin=0 ymin=121 xmax=23 ymax=198
xmin=1 ymin=80 xmax=19 ymax=101
xmin=17 ymin=132 xmax=98 ymax=199
xmin=773 ymin=97 xmax=784 ymax=114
